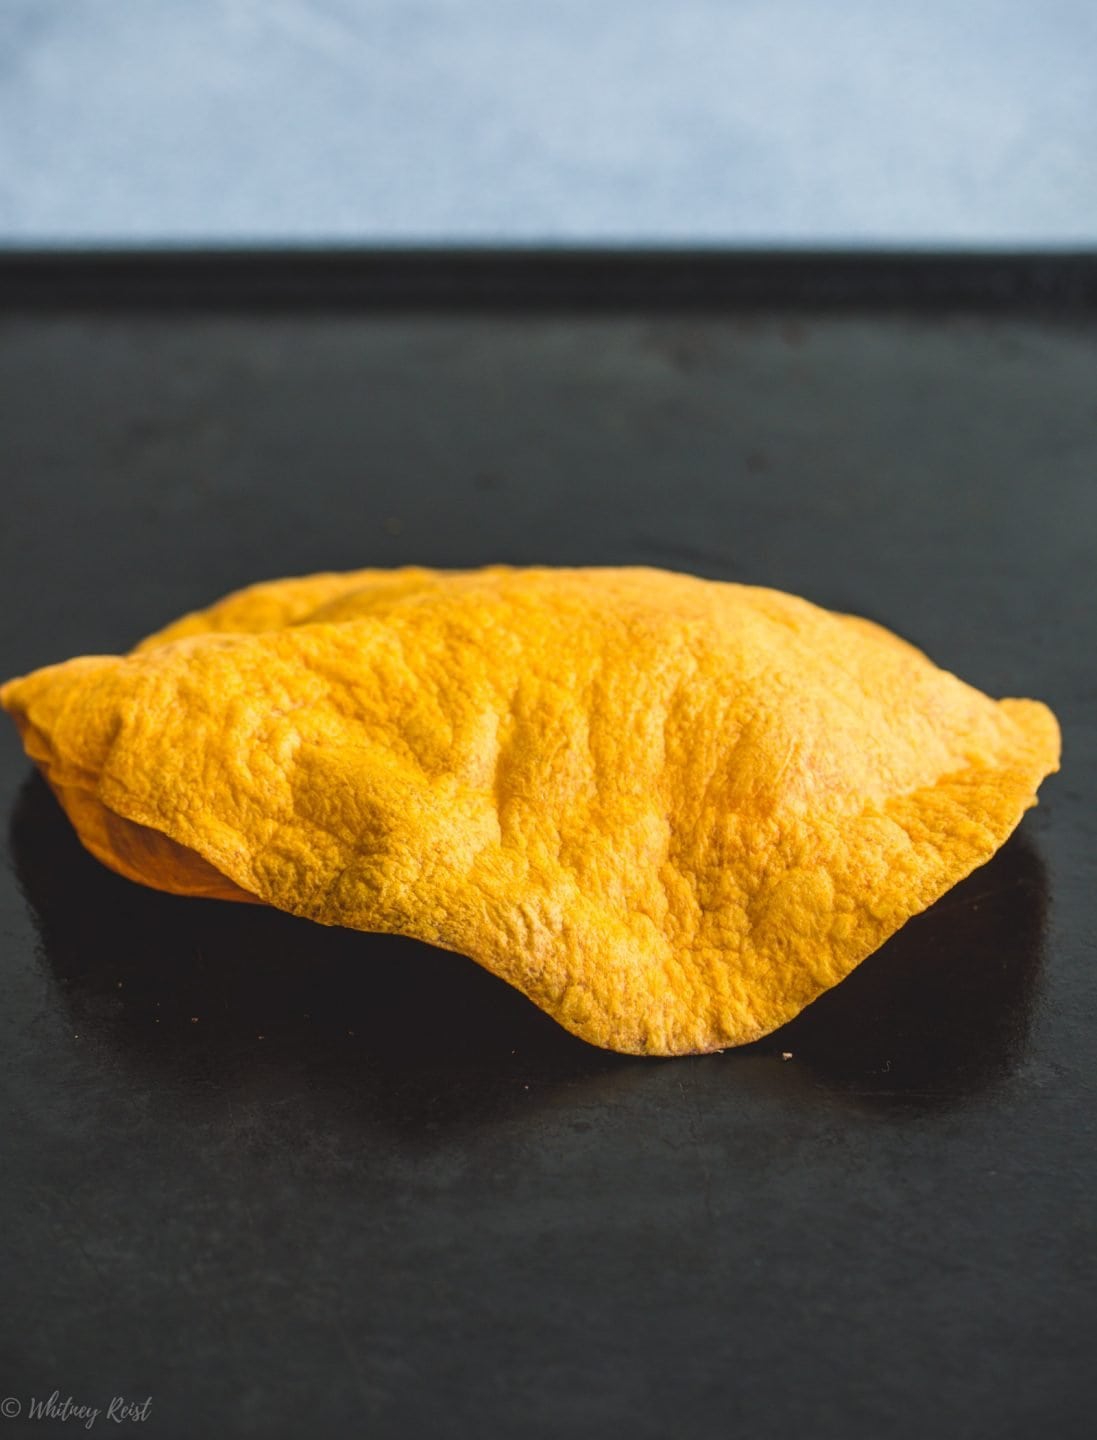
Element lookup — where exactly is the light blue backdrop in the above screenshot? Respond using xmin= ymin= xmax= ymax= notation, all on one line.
xmin=2 ymin=0 xmax=1094 ymax=246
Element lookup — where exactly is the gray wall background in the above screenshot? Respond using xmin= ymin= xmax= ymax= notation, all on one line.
xmin=2 ymin=0 xmax=1095 ymax=247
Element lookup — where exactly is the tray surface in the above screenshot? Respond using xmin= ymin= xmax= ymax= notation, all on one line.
xmin=1 ymin=256 xmax=1093 ymax=1439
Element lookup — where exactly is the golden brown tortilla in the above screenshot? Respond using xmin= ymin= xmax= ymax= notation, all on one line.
xmin=1 ymin=565 xmax=1060 ymax=1055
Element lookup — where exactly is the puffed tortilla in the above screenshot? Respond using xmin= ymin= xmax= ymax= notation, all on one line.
xmin=1 ymin=565 xmax=1060 ymax=1055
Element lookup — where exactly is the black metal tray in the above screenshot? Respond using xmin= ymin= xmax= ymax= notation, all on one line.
xmin=1 ymin=252 xmax=1093 ymax=1440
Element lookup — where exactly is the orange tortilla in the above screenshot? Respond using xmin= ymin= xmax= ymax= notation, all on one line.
xmin=1 ymin=566 xmax=1060 ymax=1055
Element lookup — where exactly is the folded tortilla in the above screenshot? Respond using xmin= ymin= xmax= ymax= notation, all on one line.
xmin=1 ymin=566 xmax=1060 ymax=1055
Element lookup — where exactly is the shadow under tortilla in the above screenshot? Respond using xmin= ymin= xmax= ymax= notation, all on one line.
xmin=8 ymin=772 xmax=1046 ymax=1123
xmin=746 ymin=830 xmax=1048 ymax=1108
xmin=7 ymin=773 xmax=630 ymax=1138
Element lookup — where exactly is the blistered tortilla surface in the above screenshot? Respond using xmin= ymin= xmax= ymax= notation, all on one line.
xmin=0 ymin=566 xmax=1060 ymax=1055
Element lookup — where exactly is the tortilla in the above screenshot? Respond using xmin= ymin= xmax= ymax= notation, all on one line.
xmin=0 ymin=565 xmax=1060 ymax=1055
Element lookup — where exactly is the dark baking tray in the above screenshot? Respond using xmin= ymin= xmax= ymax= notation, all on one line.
xmin=1 ymin=251 xmax=1094 ymax=1440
